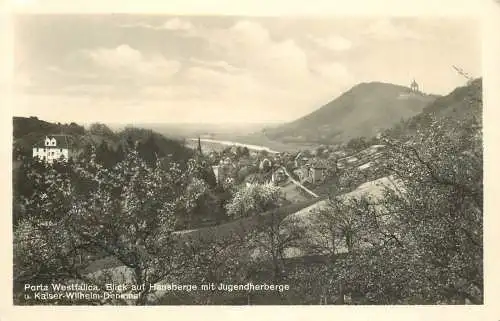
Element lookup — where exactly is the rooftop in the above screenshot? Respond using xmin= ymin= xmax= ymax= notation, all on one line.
xmin=33 ymin=135 xmax=75 ymax=149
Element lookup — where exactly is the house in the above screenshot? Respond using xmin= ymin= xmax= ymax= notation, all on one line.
xmin=259 ymin=158 xmax=272 ymax=172
xmin=212 ymin=157 xmax=235 ymax=185
xmin=212 ymin=165 xmax=222 ymax=184
xmin=294 ymin=152 xmax=310 ymax=168
xmin=271 ymin=168 xmax=287 ymax=184
xmin=208 ymin=151 xmax=219 ymax=163
xmin=293 ymin=165 xmax=310 ymax=183
xmin=293 ymin=159 xmax=329 ymax=184
xmin=294 ymin=152 xmax=302 ymax=168
xmin=32 ymin=135 xmax=72 ymax=164
xmin=310 ymin=164 xmax=328 ymax=184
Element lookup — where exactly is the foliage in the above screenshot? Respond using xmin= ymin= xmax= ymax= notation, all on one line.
xmin=308 ymin=113 xmax=482 ymax=304
xmin=297 ymin=77 xmax=483 ymax=304
xmin=14 ymin=147 xmax=190 ymax=305
xmin=88 ymin=123 xmax=116 ymax=138
xmin=178 ymin=176 xmax=226 ymax=228
xmin=246 ymin=210 xmax=307 ymax=283
xmin=118 ymin=126 xmax=194 ymax=166
xmin=94 ymin=141 xmax=125 ymax=168
xmin=225 ymin=183 xmax=282 ymax=219
xmin=344 ymin=137 xmax=370 ymax=153
xmin=13 ymin=116 xmax=85 ymax=140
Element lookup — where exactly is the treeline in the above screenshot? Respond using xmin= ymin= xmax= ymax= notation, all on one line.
xmin=13 ymin=116 xmax=85 ymax=139
xmin=12 ymin=118 xmax=194 ymax=167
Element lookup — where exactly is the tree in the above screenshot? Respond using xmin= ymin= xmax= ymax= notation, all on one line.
xmin=296 ymin=78 xmax=483 ymax=304
xmin=236 ymin=166 xmax=251 ymax=184
xmin=325 ymin=114 xmax=482 ymax=303
xmin=95 ymin=141 xmax=116 ymax=168
xmin=178 ymin=177 xmax=224 ymax=228
xmin=247 ymin=210 xmax=307 ymax=284
xmin=345 ymin=137 xmax=369 ymax=152
xmin=68 ymin=122 xmax=86 ymax=135
xmin=114 ymin=144 xmax=125 ymax=164
xmin=302 ymin=195 xmax=380 ymax=304
xmin=88 ymin=123 xmax=115 ymax=138
xmin=166 ymin=233 xmax=249 ymax=304
xmin=14 ymin=147 xmax=189 ymax=305
xmin=376 ymin=115 xmax=482 ymax=303
xmin=225 ymin=183 xmax=282 ymax=219
xmin=136 ymin=135 xmax=160 ymax=166
xmin=81 ymin=143 xmax=94 ymax=160
xmin=307 ymin=197 xmax=366 ymax=257
xmin=241 ymin=147 xmax=250 ymax=157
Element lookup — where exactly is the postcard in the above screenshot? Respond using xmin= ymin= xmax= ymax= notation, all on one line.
xmin=3 ymin=0 xmax=500 ymax=320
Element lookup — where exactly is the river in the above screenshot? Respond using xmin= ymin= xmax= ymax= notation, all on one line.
xmin=187 ymin=138 xmax=279 ymax=154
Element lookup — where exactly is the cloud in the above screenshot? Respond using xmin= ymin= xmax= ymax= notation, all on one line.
xmin=46 ymin=65 xmax=100 ymax=80
xmin=310 ymin=35 xmax=353 ymax=51
xmin=205 ymin=20 xmax=313 ymax=87
xmin=364 ymin=19 xmax=422 ymax=41
xmin=118 ymin=18 xmax=193 ymax=31
xmin=189 ymin=58 xmax=242 ymax=73
xmin=61 ymin=84 xmax=116 ymax=95
xmin=14 ymin=16 xmax=481 ymax=124
xmin=162 ymin=18 xmax=193 ymax=30
xmin=18 ymin=45 xmax=184 ymax=98
xmin=16 ymin=18 xmax=357 ymax=123
xmin=83 ymin=44 xmax=181 ymax=79
xmin=160 ymin=20 xmax=355 ymax=118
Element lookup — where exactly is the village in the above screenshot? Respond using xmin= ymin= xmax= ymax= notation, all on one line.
xmin=30 ymin=133 xmax=388 ymax=206
xmin=185 ymin=137 xmax=388 ymax=203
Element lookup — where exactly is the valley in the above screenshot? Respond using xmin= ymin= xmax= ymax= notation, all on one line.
xmin=13 ymin=79 xmax=483 ymax=305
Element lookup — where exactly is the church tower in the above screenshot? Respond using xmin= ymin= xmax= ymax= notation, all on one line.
xmin=197 ymin=136 xmax=203 ymax=155
xmin=194 ymin=136 xmax=207 ymax=167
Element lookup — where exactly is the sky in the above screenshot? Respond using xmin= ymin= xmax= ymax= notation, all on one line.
xmin=12 ymin=14 xmax=481 ymax=124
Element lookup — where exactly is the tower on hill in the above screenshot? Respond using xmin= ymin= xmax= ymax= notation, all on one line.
xmin=410 ymin=79 xmax=419 ymax=93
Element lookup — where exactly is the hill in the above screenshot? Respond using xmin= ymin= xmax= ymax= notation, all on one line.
xmin=421 ymin=78 xmax=481 ymax=119
xmin=263 ymin=82 xmax=439 ymax=144
xmin=387 ymin=78 xmax=482 ymax=138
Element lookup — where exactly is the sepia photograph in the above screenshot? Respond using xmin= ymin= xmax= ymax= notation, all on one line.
xmin=10 ymin=12 xmax=484 ymax=306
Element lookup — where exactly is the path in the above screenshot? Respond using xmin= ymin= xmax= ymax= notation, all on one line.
xmin=280 ymin=166 xmax=319 ymax=198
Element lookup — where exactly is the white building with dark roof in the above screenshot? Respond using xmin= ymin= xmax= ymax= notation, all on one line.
xmin=32 ymin=135 xmax=72 ymax=163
